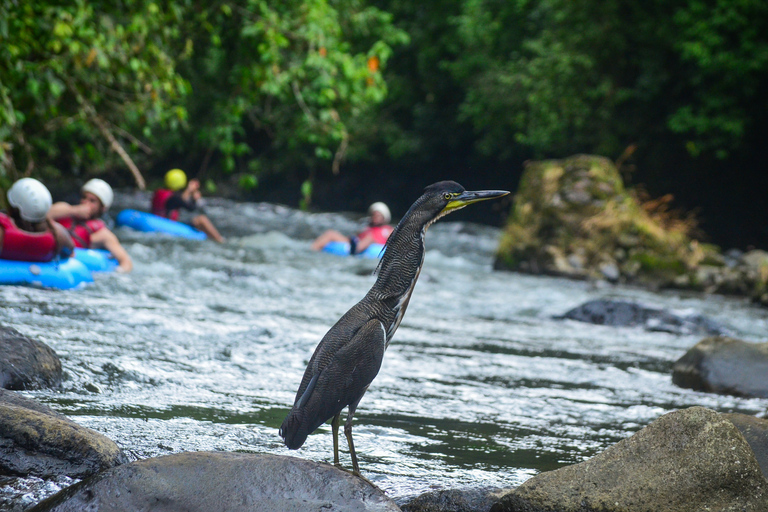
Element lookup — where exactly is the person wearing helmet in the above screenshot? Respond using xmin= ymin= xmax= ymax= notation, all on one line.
xmin=49 ymin=179 xmax=133 ymax=272
xmin=151 ymin=169 xmax=225 ymax=243
xmin=1 ymin=178 xmax=75 ymax=262
xmin=311 ymin=202 xmax=393 ymax=255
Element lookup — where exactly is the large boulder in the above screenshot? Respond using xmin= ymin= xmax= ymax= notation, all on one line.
xmin=557 ymin=299 xmax=725 ymax=335
xmin=494 ymin=155 xmax=718 ymax=286
xmin=0 ymin=325 xmax=62 ymax=390
xmin=30 ymin=451 xmax=402 ymax=512
xmin=491 ymin=407 xmax=768 ymax=512
xmin=0 ymin=389 xmax=128 ymax=478
xmin=672 ymin=336 xmax=768 ymax=398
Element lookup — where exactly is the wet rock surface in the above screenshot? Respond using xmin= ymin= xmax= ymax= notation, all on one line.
xmin=672 ymin=336 xmax=768 ymax=398
xmin=0 ymin=325 xmax=62 ymax=390
xmin=400 ymin=487 xmax=511 ymax=512
xmin=558 ymin=299 xmax=725 ymax=335
xmin=30 ymin=451 xmax=402 ymax=512
xmin=0 ymin=390 xmax=128 ymax=478
xmin=491 ymin=407 xmax=768 ymax=512
xmin=724 ymin=413 xmax=768 ymax=478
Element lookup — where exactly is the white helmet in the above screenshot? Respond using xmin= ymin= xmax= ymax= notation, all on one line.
xmin=81 ymin=178 xmax=114 ymax=209
xmin=368 ymin=202 xmax=391 ymax=223
xmin=7 ymin=178 xmax=52 ymax=223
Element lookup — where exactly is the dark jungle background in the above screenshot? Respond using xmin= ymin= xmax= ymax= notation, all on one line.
xmin=2 ymin=0 xmax=766 ymax=249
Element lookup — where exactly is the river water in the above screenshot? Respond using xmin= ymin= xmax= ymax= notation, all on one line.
xmin=2 ymin=192 xmax=767 ymax=509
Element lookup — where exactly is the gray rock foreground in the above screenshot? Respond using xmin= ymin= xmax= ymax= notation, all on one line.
xmin=0 ymin=389 xmax=128 ymax=478
xmin=29 ymin=452 xmax=400 ymax=512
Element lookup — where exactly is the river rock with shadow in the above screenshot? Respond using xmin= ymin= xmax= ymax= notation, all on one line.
xmin=0 ymin=390 xmax=128 ymax=479
xmin=491 ymin=407 xmax=768 ymax=512
xmin=556 ymin=298 xmax=726 ymax=335
xmin=0 ymin=325 xmax=62 ymax=390
xmin=673 ymin=336 xmax=768 ymax=398
xmin=29 ymin=452 xmax=401 ymax=512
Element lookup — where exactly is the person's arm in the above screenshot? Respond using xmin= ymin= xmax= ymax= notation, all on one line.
xmin=48 ymin=201 xmax=94 ymax=220
xmin=165 ymin=193 xmax=197 ymax=212
xmin=90 ymin=228 xmax=133 ymax=273
xmin=352 ymin=233 xmax=376 ymax=254
xmin=47 ymin=219 xmax=75 ymax=257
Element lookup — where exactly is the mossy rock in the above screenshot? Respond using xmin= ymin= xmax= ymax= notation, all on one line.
xmin=495 ymin=155 xmax=716 ymax=285
xmin=492 ymin=407 xmax=768 ymax=512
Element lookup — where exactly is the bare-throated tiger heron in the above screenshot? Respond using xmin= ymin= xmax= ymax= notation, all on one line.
xmin=279 ymin=181 xmax=509 ymax=476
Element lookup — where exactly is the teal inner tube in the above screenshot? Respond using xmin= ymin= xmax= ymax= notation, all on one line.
xmin=74 ymin=248 xmax=118 ymax=272
xmin=322 ymin=241 xmax=385 ymax=259
xmin=116 ymin=209 xmax=207 ymax=240
xmin=0 ymin=257 xmax=94 ymax=289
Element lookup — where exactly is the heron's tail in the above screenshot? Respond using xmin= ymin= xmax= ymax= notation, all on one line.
xmin=279 ymin=409 xmax=309 ymax=450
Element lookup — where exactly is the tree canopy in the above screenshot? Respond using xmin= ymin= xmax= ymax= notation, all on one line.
xmin=1 ymin=0 xmax=766 ymax=246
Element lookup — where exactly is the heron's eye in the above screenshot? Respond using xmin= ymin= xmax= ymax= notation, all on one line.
xmin=443 ymin=193 xmax=452 ymax=200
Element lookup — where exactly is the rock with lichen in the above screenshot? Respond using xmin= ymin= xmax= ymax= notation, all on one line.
xmin=493 ymin=155 xmax=768 ymax=306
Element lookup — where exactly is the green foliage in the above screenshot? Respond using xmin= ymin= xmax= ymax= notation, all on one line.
xmin=299 ymin=178 xmax=314 ymax=210
xmin=1 ymin=0 xmax=766 ymax=201
xmin=0 ymin=1 xmax=187 ymax=182
xmin=443 ymin=0 xmax=768 ymax=159
xmin=171 ymin=0 xmax=408 ymax=180
xmin=0 ymin=0 xmax=407 ymax=189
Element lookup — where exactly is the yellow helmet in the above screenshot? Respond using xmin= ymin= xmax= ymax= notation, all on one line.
xmin=165 ymin=169 xmax=187 ymax=191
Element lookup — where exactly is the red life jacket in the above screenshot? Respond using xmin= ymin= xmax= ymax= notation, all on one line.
xmin=358 ymin=225 xmax=393 ymax=245
xmin=0 ymin=213 xmax=58 ymax=262
xmin=57 ymin=217 xmax=106 ymax=249
xmin=151 ymin=189 xmax=179 ymax=220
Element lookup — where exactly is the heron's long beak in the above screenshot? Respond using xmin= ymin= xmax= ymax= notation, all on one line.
xmin=446 ymin=189 xmax=510 ymax=213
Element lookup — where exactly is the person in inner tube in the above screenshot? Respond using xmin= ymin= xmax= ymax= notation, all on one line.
xmin=49 ymin=179 xmax=133 ymax=273
xmin=1 ymin=178 xmax=75 ymax=263
xmin=153 ymin=169 xmax=226 ymax=243
xmin=311 ymin=202 xmax=393 ymax=255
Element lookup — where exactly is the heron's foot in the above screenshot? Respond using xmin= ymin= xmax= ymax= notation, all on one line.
xmin=332 ymin=465 xmax=377 ymax=488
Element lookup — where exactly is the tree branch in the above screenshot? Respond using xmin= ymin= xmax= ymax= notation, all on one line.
xmin=64 ymin=77 xmax=146 ymax=190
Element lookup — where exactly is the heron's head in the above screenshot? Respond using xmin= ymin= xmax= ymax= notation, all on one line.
xmin=418 ymin=181 xmax=509 ymax=227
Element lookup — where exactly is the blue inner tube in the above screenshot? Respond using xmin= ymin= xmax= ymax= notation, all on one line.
xmin=322 ymin=241 xmax=385 ymax=259
xmin=116 ymin=209 xmax=207 ymax=240
xmin=0 ymin=257 xmax=94 ymax=289
xmin=74 ymin=248 xmax=118 ymax=272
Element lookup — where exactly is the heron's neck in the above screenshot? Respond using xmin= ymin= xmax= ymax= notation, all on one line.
xmin=371 ymin=212 xmax=428 ymax=307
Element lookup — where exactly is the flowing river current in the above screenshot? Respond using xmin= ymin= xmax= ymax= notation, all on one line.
xmin=2 ymin=192 xmax=767 ymax=508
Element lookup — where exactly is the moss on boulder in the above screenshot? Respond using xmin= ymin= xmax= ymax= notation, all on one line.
xmin=494 ymin=155 xmax=714 ymax=286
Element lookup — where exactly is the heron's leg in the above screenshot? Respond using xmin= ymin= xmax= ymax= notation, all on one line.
xmin=344 ymin=395 xmax=366 ymax=476
xmin=331 ymin=413 xmax=341 ymax=467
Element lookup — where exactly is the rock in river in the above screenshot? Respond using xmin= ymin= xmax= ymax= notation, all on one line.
xmin=30 ymin=451 xmax=402 ymax=512
xmin=491 ymin=407 xmax=768 ymax=512
xmin=0 ymin=325 xmax=62 ymax=390
xmin=673 ymin=336 xmax=768 ymax=398
xmin=558 ymin=299 xmax=725 ymax=335
xmin=0 ymin=389 xmax=128 ymax=478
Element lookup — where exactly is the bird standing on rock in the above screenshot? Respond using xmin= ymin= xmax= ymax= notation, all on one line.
xmin=280 ymin=181 xmax=509 ymax=476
